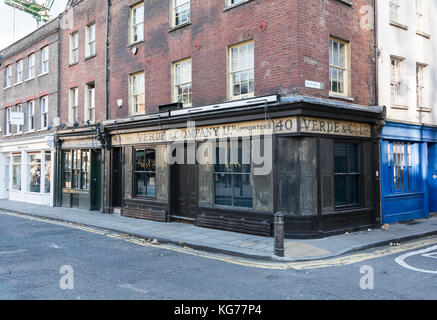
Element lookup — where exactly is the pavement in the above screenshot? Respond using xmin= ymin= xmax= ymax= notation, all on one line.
xmin=0 ymin=199 xmax=436 ymax=262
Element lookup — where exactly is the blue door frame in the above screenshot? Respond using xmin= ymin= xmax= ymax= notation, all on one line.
xmin=428 ymin=143 xmax=437 ymax=213
xmin=380 ymin=122 xmax=437 ymax=224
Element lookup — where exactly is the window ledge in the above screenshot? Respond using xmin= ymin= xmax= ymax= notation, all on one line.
xmin=391 ymin=104 xmax=408 ymax=110
xmin=329 ymin=93 xmax=354 ymax=102
xmin=13 ymin=81 xmax=23 ymax=86
xmin=38 ymin=72 xmax=49 ymax=77
xmin=333 ymin=0 xmax=353 ymax=7
xmin=416 ymin=30 xmax=431 ymax=39
xmin=224 ymin=0 xmax=253 ymax=11
xmin=128 ymin=40 xmax=144 ymax=48
xmin=37 ymin=128 xmax=48 ymax=132
xmin=228 ymin=93 xmax=255 ymax=101
xmin=25 ymin=77 xmax=35 ymax=82
xmin=68 ymin=62 xmax=79 ymax=67
xmin=169 ymin=21 xmax=191 ymax=33
xmin=84 ymin=54 xmax=96 ymax=61
xmin=3 ymin=85 xmax=12 ymax=90
xmin=25 ymin=130 xmax=36 ymax=134
xmin=390 ymin=21 xmax=408 ymax=30
xmin=417 ymin=107 xmax=432 ymax=113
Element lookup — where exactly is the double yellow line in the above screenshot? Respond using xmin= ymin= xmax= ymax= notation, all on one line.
xmin=2 ymin=210 xmax=436 ymax=270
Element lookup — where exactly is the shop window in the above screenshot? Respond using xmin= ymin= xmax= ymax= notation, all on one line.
xmin=388 ymin=141 xmax=417 ymax=193
xmin=27 ymin=153 xmax=41 ymax=193
xmin=334 ymin=142 xmax=360 ymax=207
xmin=63 ymin=150 xmax=90 ymax=190
xmin=134 ymin=148 xmax=156 ymax=198
xmin=214 ymin=139 xmax=253 ymax=208
xmin=44 ymin=151 xmax=51 ymax=193
xmin=12 ymin=154 xmax=21 ymax=191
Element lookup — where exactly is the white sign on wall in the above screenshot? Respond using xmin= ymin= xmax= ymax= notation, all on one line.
xmin=305 ymin=80 xmax=324 ymax=90
xmin=10 ymin=112 xmax=24 ymax=125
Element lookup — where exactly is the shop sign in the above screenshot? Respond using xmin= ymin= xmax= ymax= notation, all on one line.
xmin=300 ymin=117 xmax=371 ymax=137
xmin=112 ymin=117 xmax=298 ymax=145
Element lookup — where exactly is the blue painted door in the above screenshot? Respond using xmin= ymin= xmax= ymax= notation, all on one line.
xmin=428 ymin=143 xmax=437 ymax=213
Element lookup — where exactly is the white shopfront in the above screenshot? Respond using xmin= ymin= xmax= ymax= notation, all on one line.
xmin=0 ymin=134 xmax=55 ymax=206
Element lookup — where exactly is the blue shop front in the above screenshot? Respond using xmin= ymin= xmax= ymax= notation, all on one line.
xmin=380 ymin=122 xmax=437 ymax=224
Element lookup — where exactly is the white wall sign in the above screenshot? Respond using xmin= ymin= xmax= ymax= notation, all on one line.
xmin=10 ymin=112 xmax=24 ymax=125
xmin=305 ymin=80 xmax=324 ymax=90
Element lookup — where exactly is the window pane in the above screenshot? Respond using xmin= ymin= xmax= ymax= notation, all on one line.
xmin=44 ymin=152 xmax=51 ymax=193
xmin=334 ymin=175 xmax=347 ymax=206
xmin=233 ymin=174 xmax=253 ymax=208
xmin=214 ymin=173 xmax=232 ymax=206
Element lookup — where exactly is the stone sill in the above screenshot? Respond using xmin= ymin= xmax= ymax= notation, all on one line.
xmin=390 ymin=21 xmax=408 ymax=31
xmin=223 ymin=0 xmax=253 ymax=12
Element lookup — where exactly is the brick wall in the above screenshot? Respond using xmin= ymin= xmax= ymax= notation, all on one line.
xmin=107 ymin=0 xmax=376 ymax=120
xmin=59 ymin=0 xmax=107 ymax=126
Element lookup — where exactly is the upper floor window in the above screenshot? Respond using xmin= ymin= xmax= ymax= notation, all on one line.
xmin=86 ymin=24 xmax=96 ymax=58
xmin=390 ymin=56 xmax=404 ymax=107
xmin=130 ymin=3 xmax=144 ymax=44
xmin=416 ymin=63 xmax=426 ymax=109
xmin=389 ymin=0 xmax=401 ymax=24
xmin=27 ymin=100 xmax=35 ymax=132
xmin=15 ymin=60 xmax=24 ymax=84
xmin=228 ymin=41 xmax=254 ymax=100
xmin=5 ymin=108 xmax=11 ymax=135
xmin=85 ymin=82 xmax=95 ymax=123
xmin=415 ymin=0 xmax=424 ymax=31
xmin=69 ymin=87 xmax=79 ymax=124
xmin=129 ymin=72 xmax=145 ymax=115
xmin=4 ymin=65 xmax=12 ymax=88
xmin=70 ymin=32 xmax=79 ymax=64
xmin=15 ymin=104 xmax=23 ymax=134
xmin=28 ymin=54 xmax=35 ymax=79
xmin=173 ymin=58 xmax=192 ymax=107
xmin=329 ymin=38 xmax=349 ymax=96
xmin=172 ymin=0 xmax=190 ymax=27
xmin=40 ymin=96 xmax=49 ymax=129
xmin=41 ymin=46 xmax=49 ymax=74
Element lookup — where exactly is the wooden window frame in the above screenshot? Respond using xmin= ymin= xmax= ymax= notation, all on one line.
xmin=228 ymin=40 xmax=255 ymax=101
xmin=172 ymin=58 xmax=192 ymax=107
xmin=329 ymin=37 xmax=350 ymax=97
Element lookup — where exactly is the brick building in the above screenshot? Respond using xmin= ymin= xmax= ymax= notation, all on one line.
xmin=54 ymin=0 xmax=108 ymax=211
xmin=86 ymin=0 xmax=385 ymax=238
xmin=0 ymin=17 xmax=60 ymax=206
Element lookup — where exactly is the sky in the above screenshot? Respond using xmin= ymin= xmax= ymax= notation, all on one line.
xmin=0 ymin=0 xmax=68 ymax=51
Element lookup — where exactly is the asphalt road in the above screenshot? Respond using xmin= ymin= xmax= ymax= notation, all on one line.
xmin=0 ymin=211 xmax=436 ymax=300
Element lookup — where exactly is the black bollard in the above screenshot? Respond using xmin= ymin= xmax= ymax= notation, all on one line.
xmin=274 ymin=211 xmax=285 ymax=257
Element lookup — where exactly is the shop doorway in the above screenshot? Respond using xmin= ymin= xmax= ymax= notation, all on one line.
xmin=111 ymin=147 xmax=123 ymax=208
xmin=170 ymin=162 xmax=197 ymax=221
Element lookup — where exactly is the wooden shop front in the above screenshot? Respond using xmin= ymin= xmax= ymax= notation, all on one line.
xmin=105 ymin=97 xmax=384 ymax=238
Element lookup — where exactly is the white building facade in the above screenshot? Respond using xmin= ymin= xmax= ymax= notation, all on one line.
xmin=377 ymin=0 xmax=437 ymax=223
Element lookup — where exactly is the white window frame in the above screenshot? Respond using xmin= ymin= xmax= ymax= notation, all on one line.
xmin=228 ymin=40 xmax=255 ymax=100
xmin=416 ymin=63 xmax=426 ymax=110
xmin=173 ymin=58 xmax=192 ymax=107
xmin=27 ymin=100 xmax=35 ymax=132
xmin=390 ymin=0 xmax=401 ymax=24
xmin=390 ymin=56 xmax=404 ymax=107
xmin=40 ymin=46 xmax=49 ymax=74
xmin=4 ymin=65 xmax=12 ymax=88
xmin=85 ymin=24 xmax=96 ymax=58
xmin=171 ymin=0 xmax=191 ymax=28
xmin=15 ymin=60 xmax=24 ymax=84
xmin=415 ymin=0 xmax=424 ymax=31
xmin=84 ymin=83 xmax=95 ymax=123
xmin=129 ymin=72 xmax=145 ymax=115
xmin=228 ymin=0 xmax=247 ymax=7
xmin=40 ymin=96 xmax=49 ymax=129
xmin=27 ymin=53 xmax=35 ymax=80
xmin=5 ymin=108 xmax=11 ymax=135
xmin=329 ymin=37 xmax=349 ymax=97
xmin=70 ymin=32 xmax=79 ymax=64
xmin=15 ymin=104 xmax=23 ymax=134
xmin=130 ymin=3 xmax=144 ymax=44
xmin=69 ymin=87 xmax=79 ymax=124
